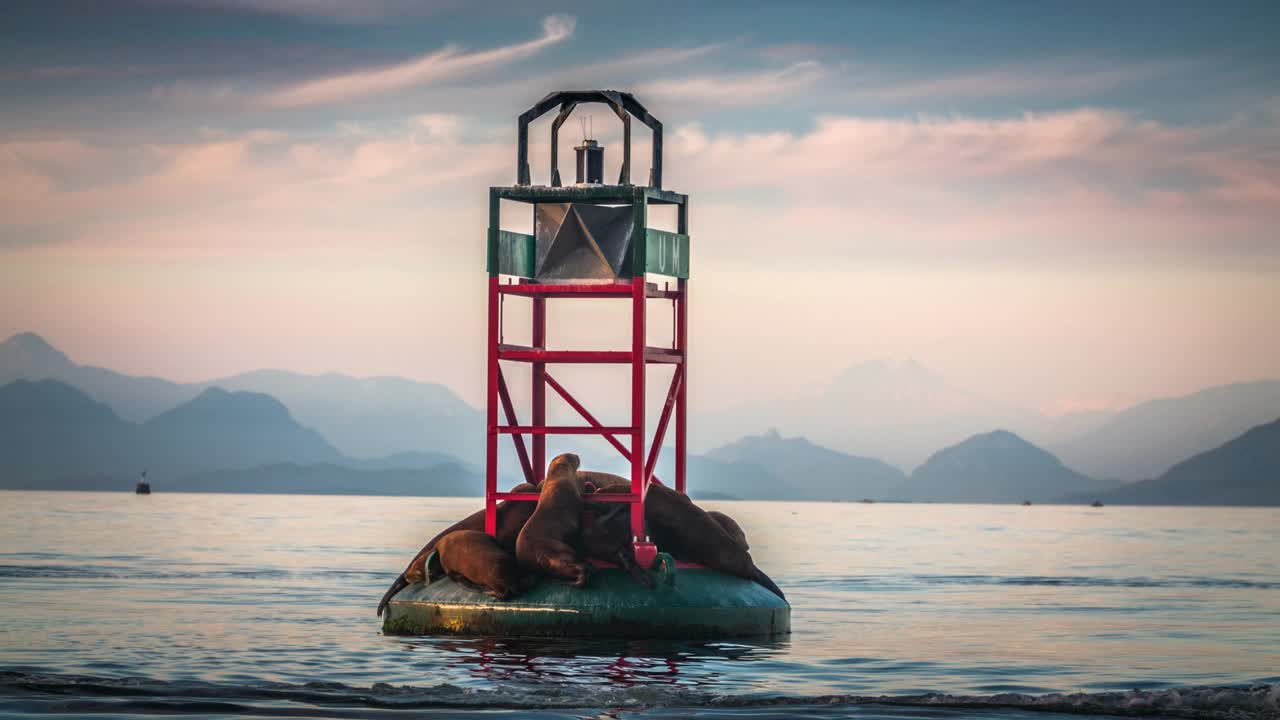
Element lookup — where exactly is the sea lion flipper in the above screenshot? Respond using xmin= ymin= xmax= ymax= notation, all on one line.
xmin=616 ymin=548 xmax=655 ymax=588
xmin=751 ymin=565 xmax=786 ymax=601
xmin=376 ymin=573 xmax=409 ymax=617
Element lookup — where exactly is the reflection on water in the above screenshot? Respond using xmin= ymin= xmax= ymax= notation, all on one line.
xmin=0 ymin=491 xmax=1277 ymax=717
xmin=394 ymin=636 xmax=786 ymax=689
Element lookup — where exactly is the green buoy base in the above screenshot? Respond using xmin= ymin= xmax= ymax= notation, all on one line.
xmin=382 ymin=566 xmax=790 ymax=639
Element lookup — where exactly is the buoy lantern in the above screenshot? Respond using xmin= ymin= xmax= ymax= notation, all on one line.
xmin=382 ymin=90 xmax=790 ymax=639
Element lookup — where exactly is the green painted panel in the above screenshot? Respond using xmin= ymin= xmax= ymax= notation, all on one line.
xmin=488 ymin=229 xmax=535 ymax=278
xmin=383 ymin=565 xmax=789 ymax=639
xmin=644 ymin=229 xmax=690 ymax=279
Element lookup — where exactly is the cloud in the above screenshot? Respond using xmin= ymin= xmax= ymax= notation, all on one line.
xmin=4 ymin=103 xmax=1277 ymax=269
xmin=140 ymin=0 xmax=447 ymax=24
xmin=661 ymin=108 xmax=1280 ymax=263
xmin=846 ymin=58 xmax=1200 ymax=103
xmin=259 ymin=15 xmax=576 ymax=108
xmin=151 ymin=81 xmax=239 ymax=108
xmin=667 ymin=109 xmax=1263 ymax=188
xmin=0 ymin=119 xmax=508 ymax=257
xmin=637 ymin=61 xmax=825 ymax=106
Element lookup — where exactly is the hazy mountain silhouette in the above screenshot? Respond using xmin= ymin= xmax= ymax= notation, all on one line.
xmin=621 ymin=430 xmax=903 ymax=501
xmin=1051 ymin=381 xmax=1280 ymax=481
xmin=7 ymin=332 xmax=1279 ymax=487
xmin=0 ymin=379 xmax=476 ymax=495
xmin=894 ymin=430 xmax=1118 ymax=503
xmin=0 ymin=379 xmax=140 ymax=481
xmin=208 ymin=370 xmax=482 ymax=460
xmin=0 ymin=380 xmax=340 ymax=482
xmin=1072 ymin=418 xmax=1280 ymax=505
xmin=705 ymin=429 xmax=905 ymax=500
xmin=349 ymin=450 xmax=473 ymax=472
xmin=0 ymin=333 xmax=196 ymax=422
xmin=0 ymin=332 xmax=73 ymax=375
xmin=141 ymin=388 xmax=342 ymax=475
xmin=701 ymin=359 xmax=1091 ymax=472
xmin=0 ymin=332 xmax=481 ymax=460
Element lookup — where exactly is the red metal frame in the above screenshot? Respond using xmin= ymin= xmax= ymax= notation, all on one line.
xmin=483 ymin=276 xmax=688 ymax=566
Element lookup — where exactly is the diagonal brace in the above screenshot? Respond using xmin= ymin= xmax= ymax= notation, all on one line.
xmin=644 ymin=367 xmax=682 ymax=486
xmin=496 ymin=366 xmax=535 ymax=485
xmin=543 ymin=371 xmax=666 ymax=487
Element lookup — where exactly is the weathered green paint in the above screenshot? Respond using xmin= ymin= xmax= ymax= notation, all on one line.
xmin=488 ymin=229 xmax=536 ymax=278
xmin=382 ymin=566 xmax=790 ymax=639
xmin=644 ymin=187 xmax=687 ymax=206
xmin=630 ymin=194 xmax=647 ymax=278
xmin=492 ymin=185 xmax=646 ymax=205
xmin=486 ymin=184 xmax=691 ymax=280
xmin=644 ymin=229 xmax=690 ymax=279
xmin=490 ymin=185 xmax=688 ymax=207
xmin=486 ymin=189 xmax=501 ymax=277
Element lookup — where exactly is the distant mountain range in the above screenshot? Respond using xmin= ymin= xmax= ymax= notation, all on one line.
xmin=2 ymin=332 xmax=1278 ymax=505
xmin=0 ymin=332 xmax=481 ymax=460
xmin=702 ymin=429 xmax=905 ymax=501
xmin=0 ymin=379 xmax=476 ymax=496
xmin=1047 ymin=381 xmax=1280 ymax=481
xmin=1067 ymin=418 xmax=1280 ymax=506
xmin=699 ymin=357 xmax=1280 ymax=480
xmin=668 ymin=423 xmax=1277 ymax=506
xmin=893 ymin=430 xmax=1119 ymax=503
xmin=699 ymin=359 xmax=1049 ymax=471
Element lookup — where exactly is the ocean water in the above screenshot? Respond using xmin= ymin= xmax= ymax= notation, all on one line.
xmin=0 ymin=491 xmax=1277 ymax=719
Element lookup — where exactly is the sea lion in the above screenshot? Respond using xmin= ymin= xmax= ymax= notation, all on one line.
xmin=427 ymin=529 xmax=535 ymax=600
xmin=582 ymin=472 xmax=749 ymax=550
xmin=591 ymin=478 xmax=785 ymax=600
xmin=706 ymin=510 xmax=749 ymax=551
xmin=376 ymin=482 xmax=538 ymax=616
xmin=579 ymin=502 xmax=654 ymax=587
xmin=515 ymin=453 xmax=590 ymax=587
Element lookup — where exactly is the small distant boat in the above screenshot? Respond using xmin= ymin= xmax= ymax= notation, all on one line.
xmin=135 ymin=471 xmax=151 ymax=495
xmin=1090 ymin=500 xmax=1103 ymax=508
xmin=859 ymin=498 xmax=875 ymax=504
xmin=1022 ymin=500 xmax=1032 ymax=506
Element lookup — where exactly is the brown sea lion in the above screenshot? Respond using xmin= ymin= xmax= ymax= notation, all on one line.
xmin=516 ymin=453 xmax=590 ymax=587
xmin=427 ymin=529 xmax=535 ymax=600
xmin=578 ymin=470 xmax=630 ymax=492
xmin=376 ymin=482 xmax=538 ymax=616
xmin=591 ymin=478 xmax=785 ymax=600
xmin=706 ymin=510 xmax=749 ymax=551
xmin=581 ymin=473 xmax=748 ymax=550
xmin=579 ymin=502 xmax=654 ymax=587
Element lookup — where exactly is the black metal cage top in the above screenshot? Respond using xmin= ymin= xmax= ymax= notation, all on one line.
xmin=517 ymin=90 xmax=663 ymax=189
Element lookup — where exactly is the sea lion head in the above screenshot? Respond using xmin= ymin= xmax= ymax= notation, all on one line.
xmin=547 ymin=452 xmax=581 ymax=475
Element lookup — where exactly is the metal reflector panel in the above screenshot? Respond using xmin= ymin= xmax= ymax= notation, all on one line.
xmin=534 ymin=203 xmax=635 ymax=280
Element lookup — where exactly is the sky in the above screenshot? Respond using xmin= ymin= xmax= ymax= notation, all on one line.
xmin=2 ymin=0 xmax=1278 ymax=418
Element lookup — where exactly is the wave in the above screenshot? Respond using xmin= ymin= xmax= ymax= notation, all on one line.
xmin=1 ymin=671 xmax=1275 ymax=719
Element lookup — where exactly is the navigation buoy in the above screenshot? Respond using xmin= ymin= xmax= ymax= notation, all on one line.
xmin=382 ymin=91 xmax=790 ymax=639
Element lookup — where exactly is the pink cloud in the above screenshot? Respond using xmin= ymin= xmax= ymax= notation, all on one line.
xmin=258 ymin=16 xmax=575 ymax=108
xmin=637 ymin=61 xmax=825 ymax=106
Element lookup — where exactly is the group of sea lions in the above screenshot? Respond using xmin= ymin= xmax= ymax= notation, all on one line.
xmin=376 ymin=453 xmax=784 ymax=616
